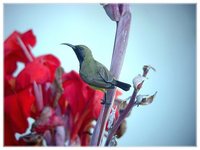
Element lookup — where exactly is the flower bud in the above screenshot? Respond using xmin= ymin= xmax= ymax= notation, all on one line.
xmin=135 ymin=91 xmax=157 ymax=106
xmin=143 ymin=65 xmax=156 ymax=76
xmin=132 ymin=74 xmax=146 ymax=90
xmin=102 ymin=4 xmax=130 ymax=22
xmin=102 ymin=4 xmax=121 ymax=21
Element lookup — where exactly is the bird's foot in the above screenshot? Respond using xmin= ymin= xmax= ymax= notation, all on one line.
xmin=101 ymin=92 xmax=111 ymax=106
xmin=101 ymin=99 xmax=111 ymax=106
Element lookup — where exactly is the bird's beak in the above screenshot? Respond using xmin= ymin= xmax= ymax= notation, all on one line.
xmin=61 ymin=43 xmax=84 ymax=63
xmin=61 ymin=43 xmax=76 ymax=50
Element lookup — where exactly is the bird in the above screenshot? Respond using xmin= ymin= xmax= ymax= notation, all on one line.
xmin=62 ymin=43 xmax=131 ymax=104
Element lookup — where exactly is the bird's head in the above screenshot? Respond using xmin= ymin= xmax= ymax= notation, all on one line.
xmin=62 ymin=43 xmax=92 ymax=63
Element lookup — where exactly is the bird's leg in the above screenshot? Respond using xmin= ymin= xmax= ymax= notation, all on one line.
xmin=101 ymin=93 xmax=106 ymax=105
xmin=101 ymin=92 xmax=111 ymax=106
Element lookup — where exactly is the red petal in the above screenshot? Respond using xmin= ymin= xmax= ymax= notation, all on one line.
xmin=4 ymin=30 xmax=36 ymax=58
xmin=16 ymin=61 xmax=51 ymax=90
xmin=16 ymin=54 xmax=60 ymax=90
xmin=60 ymin=71 xmax=87 ymax=116
xmin=4 ymin=75 xmax=16 ymax=96
xmin=92 ymin=90 xmax=104 ymax=119
xmin=35 ymin=54 xmax=61 ymax=81
xmin=80 ymin=133 xmax=90 ymax=146
xmin=4 ymin=117 xmax=18 ymax=145
xmin=4 ymin=87 xmax=35 ymax=145
xmin=4 ymin=30 xmax=36 ymax=76
xmin=4 ymin=55 xmax=18 ymax=75
xmin=92 ymin=89 xmax=121 ymax=120
xmin=115 ymin=89 xmax=122 ymax=98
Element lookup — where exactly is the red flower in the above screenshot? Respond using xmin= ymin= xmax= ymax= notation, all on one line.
xmin=16 ymin=54 xmax=60 ymax=90
xmin=4 ymin=30 xmax=37 ymax=146
xmin=4 ymin=87 xmax=35 ymax=146
xmin=4 ymin=30 xmax=36 ymax=75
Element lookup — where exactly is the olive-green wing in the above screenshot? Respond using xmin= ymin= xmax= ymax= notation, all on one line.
xmin=80 ymin=60 xmax=115 ymax=89
xmin=95 ymin=61 xmax=115 ymax=84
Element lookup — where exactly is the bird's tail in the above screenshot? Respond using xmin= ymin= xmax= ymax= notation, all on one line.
xmin=115 ymin=80 xmax=131 ymax=91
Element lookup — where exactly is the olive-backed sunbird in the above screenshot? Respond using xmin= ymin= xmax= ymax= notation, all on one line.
xmin=62 ymin=43 xmax=131 ymax=91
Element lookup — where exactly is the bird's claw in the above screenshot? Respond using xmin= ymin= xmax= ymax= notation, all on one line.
xmin=101 ymin=99 xmax=111 ymax=106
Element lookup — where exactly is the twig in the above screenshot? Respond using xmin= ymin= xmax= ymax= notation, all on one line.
xmin=105 ymin=89 xmax=137 ymax=146
xmin=105 ymin=67 xmax=152 ymax=146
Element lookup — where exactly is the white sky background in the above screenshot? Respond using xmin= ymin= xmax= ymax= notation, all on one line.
xmin=1 ymin=0 xmax=199 ymax=148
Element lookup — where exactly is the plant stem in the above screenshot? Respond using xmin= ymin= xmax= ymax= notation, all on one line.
xmin=105 ymin=89 xmax=137 ymax=146
xmin=96 ymin=89 xmax=116 ymax=145
xmin=90 ymin=4 xmax=131 ymax=146
xmin=105 ymin=67 xmax=151 ymax=146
